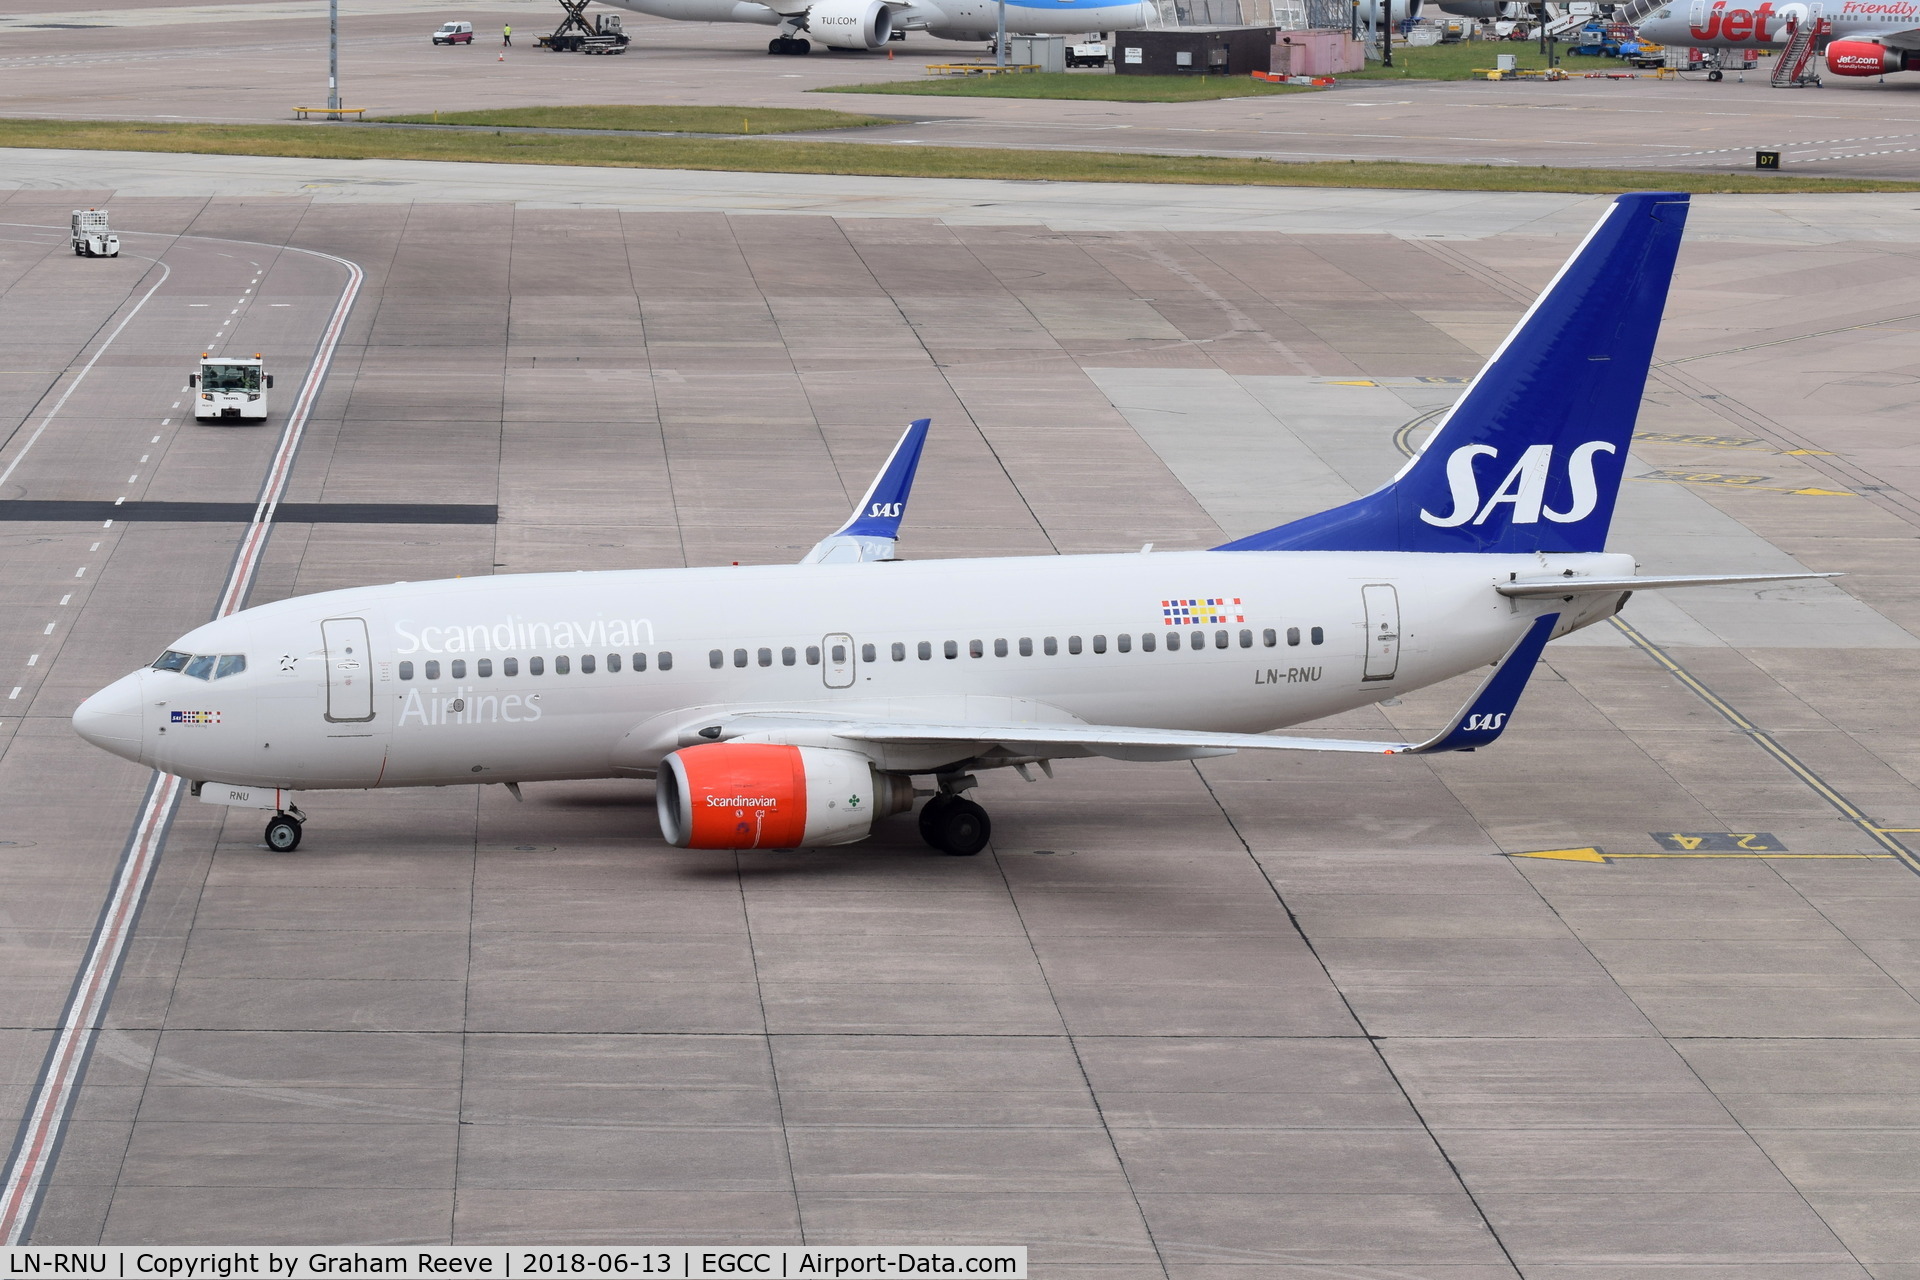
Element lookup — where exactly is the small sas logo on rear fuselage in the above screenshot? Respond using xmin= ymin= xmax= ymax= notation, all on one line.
xmin=170 ymin=711 xmax=222 ymax=725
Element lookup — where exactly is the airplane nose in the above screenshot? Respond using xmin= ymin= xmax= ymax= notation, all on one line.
xmin=73 ymin=671 xmax=146 ymax=762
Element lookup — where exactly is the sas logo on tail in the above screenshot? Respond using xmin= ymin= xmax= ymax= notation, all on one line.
xmin=1463 ymin=712 xmax=1507 ymax=732
xmin=1420 ymin=441 xmax=1618 ymax=529
xmin=868 ymin=502 xmax=903 ymax=519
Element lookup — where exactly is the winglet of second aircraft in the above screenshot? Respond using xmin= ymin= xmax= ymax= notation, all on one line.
xmin=801 ymin=418 xmax=931 ymax=565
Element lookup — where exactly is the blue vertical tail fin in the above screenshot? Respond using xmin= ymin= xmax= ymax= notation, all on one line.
xmin=1217 ymin=192 xmax=1690 ymax=555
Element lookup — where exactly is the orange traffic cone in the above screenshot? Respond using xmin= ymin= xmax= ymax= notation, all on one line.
xmin=498 ymin=52 xmax=505 ymax=61
xmin=888 ymin=46 xmax=894 ymax=58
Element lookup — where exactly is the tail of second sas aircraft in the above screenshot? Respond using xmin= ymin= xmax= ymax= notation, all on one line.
xmin=1218 ymin=191 xmax=1690 ymax=556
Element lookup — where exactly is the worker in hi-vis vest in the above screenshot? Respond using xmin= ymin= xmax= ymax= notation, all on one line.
xmin=502 ymin=23 xmax=512 ymax=43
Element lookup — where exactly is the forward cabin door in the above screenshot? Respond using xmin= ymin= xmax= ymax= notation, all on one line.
xmin=321 ymin=617 xmax=375 ymax=722
xmin=1361 ymin=584 xmax=1400 ymax=682
xmin=822 ymin=633 xmax=855 ymax=689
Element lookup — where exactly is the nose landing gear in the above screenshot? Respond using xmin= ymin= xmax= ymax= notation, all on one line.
xmin=264 ymin=807 xmax=306 ymax=852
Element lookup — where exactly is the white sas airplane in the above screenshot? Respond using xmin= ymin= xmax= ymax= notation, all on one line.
xmin=73 ymin=192 xmax=1829 ymax=857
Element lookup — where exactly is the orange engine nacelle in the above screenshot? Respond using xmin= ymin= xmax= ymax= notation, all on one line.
xmin=656 ymin=742 xmax=914 ymax=849
xmin=1826 ymin=41 xmax=1920 ymax=76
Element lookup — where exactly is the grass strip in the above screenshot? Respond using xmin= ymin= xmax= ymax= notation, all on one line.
xmin=378 ymin=104 xmax=891 ymax=133
xmin=0 ymin=118 xmax=1910 ymax=195
xmin=1340 ymin=43 xmax=1650 ymax=79
xmin=815 ymin=72 xmax=1319 ymax=101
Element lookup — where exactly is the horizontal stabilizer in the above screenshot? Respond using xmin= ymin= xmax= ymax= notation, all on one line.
xmin=802 ymin=418 xmax=930 ymax=565
xmin=1496 ymin=571 xmax=1840 ymax=598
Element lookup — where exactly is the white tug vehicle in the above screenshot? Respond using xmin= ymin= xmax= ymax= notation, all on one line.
xmin=70 ymin=209 xmax=119 ymax=258
xmin=190 ymin=353 xmax=274 ymax=423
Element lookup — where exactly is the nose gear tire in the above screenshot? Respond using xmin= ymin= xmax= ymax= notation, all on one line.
xmin=265 ymin=814 xmax=303 ymax=852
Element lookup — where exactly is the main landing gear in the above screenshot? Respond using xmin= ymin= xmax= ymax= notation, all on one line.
xmin=264 ymin=807 xmax=307 ymax=852
xmin=768 ymin=35 xmax=811 ymax=54
xmin=918 ymin=777 xmax=991 ymax=856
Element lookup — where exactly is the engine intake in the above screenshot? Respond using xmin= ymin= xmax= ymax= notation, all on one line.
xmin=657 ymin=742 xmax=914 ymax=849
xmin=806 ymin=0 xmax=893 ymax=49
xmin=1826 ymin=40 xmax=1920 ymax=75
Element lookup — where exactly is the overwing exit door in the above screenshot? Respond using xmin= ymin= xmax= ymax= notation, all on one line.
xmin=822 ymin=633 xmax=855 ymax=689
xmin=1361 ymin=584 xmax=1400 ymax=682
xmin=321 ymin=617 xmax=375 ymax=722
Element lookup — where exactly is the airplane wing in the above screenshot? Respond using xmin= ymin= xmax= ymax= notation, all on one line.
xmin=715 ymin=612 xmax=1562 ymax=760
xmin=801 ymin=418 xmax=930 ymax=564
xmin=1497 ymin=571 xmax=1840 ymax=598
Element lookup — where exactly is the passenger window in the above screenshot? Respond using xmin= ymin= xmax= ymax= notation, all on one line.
xmin=1068 ymin=636 xmax=1083 ymax=655
xmin=1263 ymin=629 xmax=1276 ymax=648
xmin=185 ymin=655 xmax=216 ymax=680
xmin=1239 ymin=630 xmax=1252 ymax=648
xmin=807 ymin=646 xmax=821 ymax=666
xmin=504 ymin=657 xmax=519 ymax=676
xmin=1311 ymin=626 xmax=1325 ymax=645
xmin=1287 ymin=627 xmax=1301 ymax=647
xmin=1044 ymin=637 xmax=1058 ymax=656
xmin=968 ymin=640 xmax=982 ymax=658
xmin=1092 ymin=635 xmax=1106 ymax=654
xmin=783 ymin=647 xmax=797 ymax=667
xmin=733 ymin=649 xmax=748 ymax=669
xmin=153 ymin=650 xmax=191 ymax=673
xmin=1117 ymin=634 xmax=1131 ymax=653
xmin=1215 ymin=630 xmax=1228 ymax=649
xmin=529 ymin=657 xmax=544 ymax=676
xmin=758 ymin=648 xmax=772 ymax=668
xmin=580 ymin=654 xmax=595 ymax=674
xmin=892 ymin=643 xmax=906 ymax=662
xmin=398 ymin=661 xmax=414 ymax=681
xmin=479 ymin=658 xmax=494 ymax=677
xmin=994 ymin=638 xmax=1008 ymax=657
xmin=1166 ymin=632 xmax=1180 ymax=652
xmin=451 ymin=659 xmax=467 ymax=679
xmin=658 ymin=652 xmax=673 ymax=671
xmin=1019 ymin=638 xmax=1033 ymax=657
xmin=632 ymin=652 xmax=647 ymax=672
xmin=862 ymin=643 xmax=876 ymax=663
xmin=555 ymin=656 xmax=571 ymax=675
xmin=918 ymin=642 xmax=932 ymax=661
xmin=832 ymin=643 xmax=847 ymax=664
xmin=216 ymin=655 xmax=246 ymax=678
xmin=943 ymin=640 xmax=958 ymax=660
xmin=605 ymin=654 xmax=619 ymax=673
xmin=424 ymin=660 xmax=441 ymax=680
xmin=709 ymin=649 xmax=723 ymax=669
xmin=1141 ymin=633 xmax=1156 ymax=653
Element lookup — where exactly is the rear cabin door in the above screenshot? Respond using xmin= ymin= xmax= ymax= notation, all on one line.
xmin=822 ymin=633 xmax=855 ymax=689
xmin=321 ymin=617 xmax=375 ymax=722
xmin=1361 ymin=585 xmax=1400 ymax=682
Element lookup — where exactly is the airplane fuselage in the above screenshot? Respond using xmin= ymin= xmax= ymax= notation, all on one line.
xmin=1637 ymin=0 xmax=1913 ymax=45
xmin=77 ymin=548 xmax=1631 ymax=794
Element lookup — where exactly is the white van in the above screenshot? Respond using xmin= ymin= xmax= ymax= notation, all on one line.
xmin=432 ymin=20 xmax=474 ymax=44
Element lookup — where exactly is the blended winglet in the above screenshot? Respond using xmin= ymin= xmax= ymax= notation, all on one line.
xmin=801 ymin=418 xmax=931 ymax=565
xmin=1406 ymin=612 xmax=1560 ymax=754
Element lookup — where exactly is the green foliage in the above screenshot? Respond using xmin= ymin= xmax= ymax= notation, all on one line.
xmin=815 ymin=72 xmax=1319 ymax=101
xmin=377 ymin=104 xmax=889 ymax=134
xmin=0 ymin=118 xmax=1908 ymax=195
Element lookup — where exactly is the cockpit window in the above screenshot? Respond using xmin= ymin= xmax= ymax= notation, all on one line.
xmin=155 ymin=651 xmax=247 ymax=680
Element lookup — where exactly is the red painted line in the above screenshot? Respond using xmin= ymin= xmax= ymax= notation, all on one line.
xmin=0 ymin=233 xmax=363 ymax=1244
